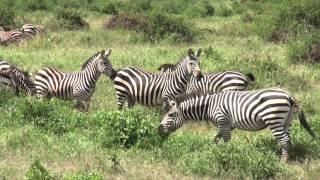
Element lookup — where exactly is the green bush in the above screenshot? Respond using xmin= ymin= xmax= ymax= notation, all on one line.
xmin=0 ymin=5 xmax=16 ymax=30
xmin=56 ymin=8 xmax=89 ymax=30
xmin=145 ymin=12 xmax=196 ymax=43
xmin=254 ymin=0 xmax=320 ymax=42
xmin=101 ymin=2 xmax=118 ymax=15
xmin=158 ymin=133 xmax=284 ymax=178
xmin=24 ymin=0 xmax=49 ymax=11
xmin=25 ymin=159 xmax=54 ymax=180
xmin=93 ymin=110 xmax=161 ymax=149
xmin=288 ymin=32 xmax=320 ymax=63
xmin=105 ymin=12 xmax=196 ymax=43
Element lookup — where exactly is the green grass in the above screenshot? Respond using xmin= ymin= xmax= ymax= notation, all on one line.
xmin=1 ymin=0 xmax=320 ymax=179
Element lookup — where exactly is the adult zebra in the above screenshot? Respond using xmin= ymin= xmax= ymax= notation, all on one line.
xmin=21 ymin=24 xmax=46 ymax=37
xmin=34 ymin=49 xmax=116 ymax=111
xmin=0 ymin=60 xmax=35 ymax=96
xmin=0 ymin=30 xmax=23 ymax=46
xmin=113 ymin=48 xmax=202 ymax=110
xmin=158 ymin=88 xmax=315 ymax=162
xmin=158 ymin=62 xmax=255 ymax=93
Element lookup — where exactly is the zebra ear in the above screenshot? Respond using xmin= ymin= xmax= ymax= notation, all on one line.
xmin=188 ymin=48 xmax=195 ymax=58
xmin=104 ymin=49 xmax=111 ymax=57
xmin=196 ymin=48 xmax=202 ymax=57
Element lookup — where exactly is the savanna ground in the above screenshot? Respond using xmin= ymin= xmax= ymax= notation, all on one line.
xmin=1 ymin=0 xmax=320 ymax=179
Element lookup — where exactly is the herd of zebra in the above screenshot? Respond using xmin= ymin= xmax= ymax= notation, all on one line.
xmin=0 ymin=47 xmax=316 ymax=163
xmin=0 ymin=24 xmax=45 ymax=46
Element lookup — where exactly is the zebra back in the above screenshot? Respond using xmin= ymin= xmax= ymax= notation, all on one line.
xmin=21 ymin=24 xmax=46 ymax=37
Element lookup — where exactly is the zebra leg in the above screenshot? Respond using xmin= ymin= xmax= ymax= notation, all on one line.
xmin=117 ymin=96 xmax=127 ymax=110
xmin=217 ymin=118 xmax=232 ymax=143
xmin=266 ymin=119 xmax=290 ymax=162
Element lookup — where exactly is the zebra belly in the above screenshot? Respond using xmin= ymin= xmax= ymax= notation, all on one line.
xmin=233 ymin=118 xmax=267 ymax=131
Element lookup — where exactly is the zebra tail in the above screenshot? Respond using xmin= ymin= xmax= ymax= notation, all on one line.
xmin=246 ymin=73 xmax=256 ymax=85
xmin=299 ymin=111 xmax=316 ymax=138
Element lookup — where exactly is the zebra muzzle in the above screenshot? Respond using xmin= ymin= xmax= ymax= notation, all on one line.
xmin=158 ymin=125 xmax=169 ymax=137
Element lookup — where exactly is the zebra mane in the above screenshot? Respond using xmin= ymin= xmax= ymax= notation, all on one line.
xmin=175 ymin=91 xmax=214 ymax=105
xmin=81 ymin=52 xmax=100 ymax=70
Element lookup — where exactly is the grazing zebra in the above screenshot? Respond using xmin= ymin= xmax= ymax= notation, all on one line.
xmin=0 ymin=60 xmax=35 ymax=96
xmin=34 ymin=49 xmax=116 ymax=111
xmin=21 ymin=24 xmax=46 ymax=37
xmin=158 ymin=88 xmax=315 ymax=162
xmin=158 ymin=62 xmax=255 ymax=93
xmin=0 ymin=30 xmax=23 ymax=46
xmin=113 ymin=48 xmax=202 ymax=110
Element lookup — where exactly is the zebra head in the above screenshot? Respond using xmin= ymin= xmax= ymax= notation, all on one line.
xmin=186 ymin=48 xmax=202 ymax=80
xmin=17 ymin=70 xmax=35 ymax=96
xmin=158 ymin=100 xmax=184 ymax=136
xmin=96 ymin=49 xmax=117 ymax=79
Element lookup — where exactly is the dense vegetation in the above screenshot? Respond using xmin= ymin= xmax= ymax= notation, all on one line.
xmin=1 ymin=0 xmax=320 ymax=179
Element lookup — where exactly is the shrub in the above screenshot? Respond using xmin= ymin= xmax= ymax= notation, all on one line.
xmin=101 ymin=2 xmax=118 ymax=15
xmin=56 ymin=8 xmax=89 ymax=30
xmin=158 ymin=133 xmax=284 ymax=178
xmin=105 ymin=12 xmax=148 ymax=30
xmin=254 ymin=0 xmax=320 ymax=42
xmin=25 ymin=159 xmax=54 ymax=180
xmin=105 ymin=12 xmax=197 ymax=43
xmin=145 ymin=12 xmax=196 ymax=43
xmin=25 ymin=0 xmax=49 ymax=11
xmin=0 ymin=5 xmax=16 ymax=30
xmin=288 ymin=32 xmax=320 ymax=63
xmin=4 ymin=97 xmax=87 ymax=135
xmin=93 ymin=110 xmax=161 ymax=149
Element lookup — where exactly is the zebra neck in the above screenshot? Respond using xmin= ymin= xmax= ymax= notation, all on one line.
xmin=82 ymin=65 xmax=101 ymax=84
xmin=174 ymin=64 xmax=191 ymax=85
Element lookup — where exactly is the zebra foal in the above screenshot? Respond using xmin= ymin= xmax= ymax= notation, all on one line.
xmin=113 ymin=48 xmax=202 ymax=110
xmin=158 ymin=88 xmax=315 ymax=162
xmin=0 ymin=60 xmax=35 ymax=96
xmin=34 ymin=49 xmax=116 ymax=111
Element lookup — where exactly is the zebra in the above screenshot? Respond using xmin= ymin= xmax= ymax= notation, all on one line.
xmin=21 ymin=24 xmax=46 ymax=37
xmin=34 ymin=49 xmax=116 ymax=111
xmin=158 ymin=62 xmax=255 ymax=94
xmin=158 ymin=88 xmax=315 ymax=162
xmin=113 ymin=48 xmax=202 ymax=110
xmin=0 ymin=60 xmax=35 ymax=96
xmin=0 ymin=30 xmax=23 ymax=46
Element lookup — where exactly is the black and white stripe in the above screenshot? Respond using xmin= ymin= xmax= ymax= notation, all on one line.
xmin=158 ymin=88 xmax=315 ymax=162
xmin=158 ymin=62 xmax=255 ymax=93
xmin=34 ymin=49 xmax=116 ymax=111
xmin=0 ymin=60 xmax=35 ymax=96
xmin=21 ymin=24 xmax=46 ymax=37
xmin=0 ymin=30 xmax=23 ymax=46
xmin=113 ymin=48 xmax=202 ymax=110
